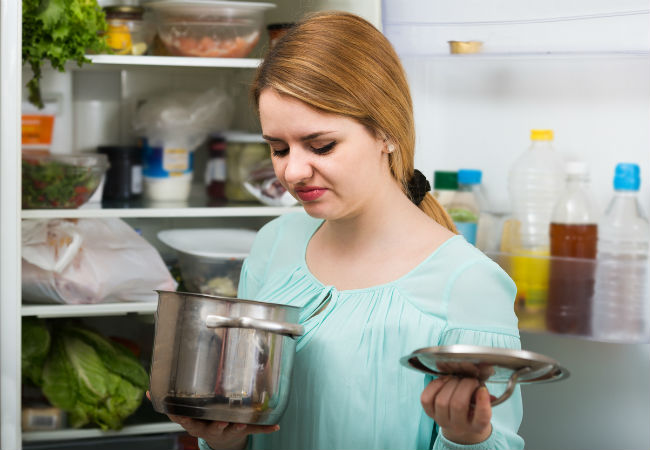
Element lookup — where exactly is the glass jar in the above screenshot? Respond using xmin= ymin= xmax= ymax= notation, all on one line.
xmin=104 ymin=5 xmax=154 ymax=55
xmin=205 ymin=135 xmax=227 ymax=202
xmin=223 ymin=132 xmax=270 ymax=202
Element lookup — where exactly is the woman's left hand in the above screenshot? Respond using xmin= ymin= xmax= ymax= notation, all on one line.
xmin=421 ymin=376 xmax=493 ymax=445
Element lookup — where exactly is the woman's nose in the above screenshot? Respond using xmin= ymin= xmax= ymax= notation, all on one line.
xmin=283 ymin=149 xmax=313 ymax=184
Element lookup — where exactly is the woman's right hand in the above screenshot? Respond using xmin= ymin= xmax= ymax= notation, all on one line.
xmin=168 ymin=414 xmax=280 ymax=450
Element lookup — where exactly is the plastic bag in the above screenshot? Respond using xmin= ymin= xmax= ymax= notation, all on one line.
xmin=22 ymin=218 xmax=177 ymax=304
xmin=243 ymin=159 xmax=297 ymax=207
xmin=133 ymin=88 xmax=234 ymax=151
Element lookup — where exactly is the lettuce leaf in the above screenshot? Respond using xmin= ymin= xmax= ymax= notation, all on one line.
xmin=22 ymin=318 xmax=51 ymax=386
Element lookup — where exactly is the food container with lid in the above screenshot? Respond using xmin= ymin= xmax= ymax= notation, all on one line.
xmin=157 ymin=228 xmax=257 ymax=297
xmin=223 ymin=131 xmax=270 ymax=202
xmin=146 ymin=1 xmax=276 ymax=58
xmin=22 ymin=153 xmax=110 ymax=209
xmin=104 ymin=5 xmax=156 ymax=55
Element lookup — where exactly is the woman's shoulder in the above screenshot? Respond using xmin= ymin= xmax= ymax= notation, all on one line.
xmin=396 ymin=236 xmax=517 ymax=329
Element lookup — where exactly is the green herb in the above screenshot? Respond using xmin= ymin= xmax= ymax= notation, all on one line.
xmin=22 ymin=158 xmax=101 ymax=208
xmin=22 ymin=0 xmax=109 ymax=108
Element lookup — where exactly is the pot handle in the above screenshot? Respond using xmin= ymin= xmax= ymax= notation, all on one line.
xmin=205 ymin=314 xmax=305 ymax=338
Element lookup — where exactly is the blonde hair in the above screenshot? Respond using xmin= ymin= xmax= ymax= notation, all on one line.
xmin=251 ymin=11 xmax=457 ymax=233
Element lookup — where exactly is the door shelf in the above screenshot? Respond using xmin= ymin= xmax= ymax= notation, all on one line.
xmin=22 ymin=422 xmax=183 ymax=442
xmin=486 ymin=251 xmax=650 ymax=344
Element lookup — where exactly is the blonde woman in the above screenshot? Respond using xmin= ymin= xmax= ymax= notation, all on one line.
xmin=171 ymin=11 xmax=524 ymax=450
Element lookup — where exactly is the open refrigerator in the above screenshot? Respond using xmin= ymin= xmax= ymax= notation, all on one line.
xmin=1 ymin=1 xmax=649 ymax=449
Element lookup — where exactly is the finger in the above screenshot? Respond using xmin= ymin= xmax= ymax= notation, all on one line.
xmin=241 ymin=424 xmax=281 ymax=435
xmin=449 ymin=378 xmax=479 ymax=426
xmin=433 ymin=377 xmax=461 ymax=426
xmin=421 ymin=376 xmax=450 ymax=417
xmin=146 ymin=390 xmax=151 ymax=401
xmin=471 ymin=386 xmax=493 ymax=432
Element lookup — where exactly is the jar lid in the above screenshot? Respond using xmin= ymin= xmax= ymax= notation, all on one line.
xmin=104 ymin=5 xmax=144 ymax=17
xmin=221 ymin=131 xmax=265 ymax=143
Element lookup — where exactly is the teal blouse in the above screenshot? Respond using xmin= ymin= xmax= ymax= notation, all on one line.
xmin=200 ymin=212 xmax=524 ymax=450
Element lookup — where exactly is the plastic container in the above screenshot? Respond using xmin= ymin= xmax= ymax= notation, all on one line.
xmin=157 ymin=228 xmax=257 ymax=297
xmin=546 ymin=161 xmax=598 ymax=335
xmin=448 ymin=169 xmax=482 ymax=245
xmin=432 ymin=170 xmax=458 ymax=209
xmin=104 ymin=5 xmax=155 ymax=55
xmin=140 ymin=137 xmax=194 ymax=202
xmin=146 ymin=1 xmax=276 ymax=58
xmin=224 ymin=132 xmax=269 ymax=202
xmin=505 ymin=129 xmax=565 ymax=329
xmin=592 ymin=163 xmax=650 ymax=342
xmin=21 ymin=153 xmax=109 ymax=209
xmin=98 ymin=146 xmax=143 ymax=201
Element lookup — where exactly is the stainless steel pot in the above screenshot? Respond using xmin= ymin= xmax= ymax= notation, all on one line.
xmin=149 ymin=290 xmax=304 ymax=425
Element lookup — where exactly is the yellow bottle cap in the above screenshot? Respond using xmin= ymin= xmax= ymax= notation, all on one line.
xmin=530 ymin=129 xmax=553 ymax=141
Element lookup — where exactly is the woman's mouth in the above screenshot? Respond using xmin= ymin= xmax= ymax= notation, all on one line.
xmin=295 ymin=187 xmax=327 ymax=202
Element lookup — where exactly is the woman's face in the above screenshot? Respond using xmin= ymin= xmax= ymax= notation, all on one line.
xmin=259 ymin=89 xmax=392 ymax=220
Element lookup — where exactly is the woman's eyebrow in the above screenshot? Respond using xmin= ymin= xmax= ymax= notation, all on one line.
xmin=262 ymin=131 xmax=335 ymax=142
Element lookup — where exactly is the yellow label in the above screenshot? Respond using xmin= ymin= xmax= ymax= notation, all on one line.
xmin=163 ymin=148 xmax=189 ymax=172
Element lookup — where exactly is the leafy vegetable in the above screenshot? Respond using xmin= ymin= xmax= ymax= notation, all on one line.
xmin=39 ymin=323 xmax=148 ymax=430
xmin=22 ymin=318 xmax=51 ymax=386
xmin=22 ymin=158 xmax=102 ymax=208
xmin=22 ymin=0 xmax=109 ymax=108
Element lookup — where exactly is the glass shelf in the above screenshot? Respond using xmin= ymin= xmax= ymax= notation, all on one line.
xmin=79 ymin=54 xmax=262 ymax=69
xmin=486 ymin=251 xmax=650 ymax=344
xmin=22 ymin=422 xmax=183 ymax=442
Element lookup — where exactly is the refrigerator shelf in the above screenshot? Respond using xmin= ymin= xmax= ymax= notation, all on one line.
xmin=22 ymin=422 xmax=183 ymax=442
xmin=21 ymin=302 xmax=158 ymax=318
xmin=80 ymin=54 xmax=262 ymax=69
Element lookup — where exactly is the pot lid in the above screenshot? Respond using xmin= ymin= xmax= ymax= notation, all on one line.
xmin=400 ymin=344 xmax=569 ymax=384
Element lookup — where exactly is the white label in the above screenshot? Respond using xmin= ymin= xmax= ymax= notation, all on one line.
xmin=163 ymin=148 xmax=189 ymax=172
xmin=206 ymin=159 xmax=226 ymax=183
xmin=131 ymin=165 xmax=143 ymax=194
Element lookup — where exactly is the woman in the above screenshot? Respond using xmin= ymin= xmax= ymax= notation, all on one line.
xmin=171 ymin=11 xmax=524 ymax=450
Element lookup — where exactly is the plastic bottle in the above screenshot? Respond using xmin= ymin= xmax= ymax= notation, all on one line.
xmin=546 ymin=161 xmax=598 ymax=335
xmin=505 ymin=129 xmax=565 ymax=329
xmin=448 ymin=169 xmax=482 ymax=245
xmin=592 ymin=163 xmax=650 ymax=342
xmin=432 ymin=171 xmax=457 ymax=210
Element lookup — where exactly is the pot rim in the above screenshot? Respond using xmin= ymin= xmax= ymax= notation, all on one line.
xmin=156 ymin=290 xmax=302 ymax=311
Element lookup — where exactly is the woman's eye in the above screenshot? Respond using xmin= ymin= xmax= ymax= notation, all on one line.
xmin=312 ymin=141 xmax=336 ymax=154
xmin=271 ymin=147 xmax=289 ymax=157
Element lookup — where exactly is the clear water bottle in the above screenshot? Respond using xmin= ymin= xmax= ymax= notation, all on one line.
xmin=547 ymin=161 xmax=598 ymax=335
xmin=592 ymin=163 xmax=650 ymax=342
xmin=506 ymin=129 xmax=565 ymax=329
xmin=448 ymin=169 xmax=482 ymax=245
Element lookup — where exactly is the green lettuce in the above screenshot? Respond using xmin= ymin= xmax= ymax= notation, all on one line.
xmin=40 ymin=324 xmax=147 ymax=430
xmin=22 ymin=318 xmax=51 ymax=386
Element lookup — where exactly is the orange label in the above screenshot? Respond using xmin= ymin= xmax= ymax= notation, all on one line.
xmin=22 ymin=115 xmax=54 ymax=146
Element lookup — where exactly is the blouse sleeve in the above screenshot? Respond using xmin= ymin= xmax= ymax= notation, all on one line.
xmin=431 ymin=257 xmax=525 ymax=450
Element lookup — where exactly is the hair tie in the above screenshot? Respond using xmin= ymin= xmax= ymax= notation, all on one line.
xmin=407 ymin=169 xmax=431 ymax=206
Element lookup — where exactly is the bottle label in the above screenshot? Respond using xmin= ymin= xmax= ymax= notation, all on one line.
xmin=131 ymin=165 xmax=143 ymax=194
xmin=454 ymin=221 xmax=477 ymax=245
xmin=142 ymin=141 xmax=194 ymax=178
xmin=206 ymin=159 xmax=226 ymax=184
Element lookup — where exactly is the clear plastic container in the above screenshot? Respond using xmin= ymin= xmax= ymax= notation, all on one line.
xmin=592 ymin=163 xmax=650 ymax=342
xmin=505 ymin=129 xmax=565 ymax=329
xmin=146 ymin=1 xmax=276 ymax=58
xmin=547 ymin=161 xmax=598 ymax=335
xmin=157 ymin=228 xmax=257 ymax=297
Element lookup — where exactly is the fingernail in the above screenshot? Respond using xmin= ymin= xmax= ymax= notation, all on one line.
xmin=275 ymin=425 xmax=281 ymax=431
